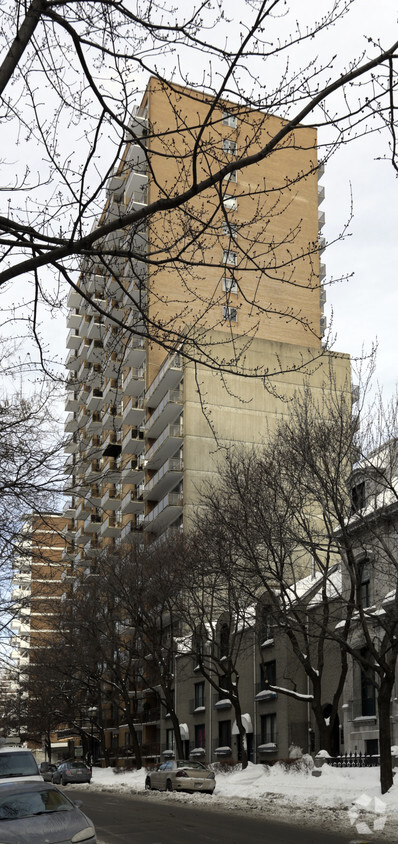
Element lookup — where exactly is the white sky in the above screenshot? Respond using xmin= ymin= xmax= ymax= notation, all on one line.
xmin=1 ymin=1 xmax=397 ymax=403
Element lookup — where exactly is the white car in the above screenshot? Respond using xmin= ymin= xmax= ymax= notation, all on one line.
xmin=145 ymin=759 xmax=215 ymax=794
xmin=0 ymin=746 xmax=43 ymax=784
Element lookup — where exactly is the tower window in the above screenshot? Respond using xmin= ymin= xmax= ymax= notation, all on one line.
xmin=222 ymin=250 xmax=237 ymax=266
xmin=222 ymin=113 xmax=237 ymax=128
xmin=223 ymin=139 xmax=237 ymax=155
xmin=223 ymin=306 xmax=237 ymax=322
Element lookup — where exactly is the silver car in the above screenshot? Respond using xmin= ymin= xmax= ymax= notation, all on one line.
xmin=145 ymin=759 xmax=215 ymax=794
xmin=0 ymin=781 xmax=96 ymax=843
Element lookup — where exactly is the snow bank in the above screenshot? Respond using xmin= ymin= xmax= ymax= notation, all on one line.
xmin=78 ymin=762 xmax=398 ymax=840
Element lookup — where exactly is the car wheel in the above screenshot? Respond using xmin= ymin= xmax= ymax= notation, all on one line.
xmin=145 ymin=776 xmax=151 ymax=790
xmin=166 ymin=779 xmax=173 ymax=792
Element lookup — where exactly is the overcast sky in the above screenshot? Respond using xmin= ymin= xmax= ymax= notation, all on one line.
xmin=2 ymin=1 xmax=397 ymax=404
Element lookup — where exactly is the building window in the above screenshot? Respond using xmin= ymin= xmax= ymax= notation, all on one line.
xmin=218 ymin=720 xmax=231 ymax=747
xmin=166 ymin=728 xmax=175 ymax=751
xmin=261 ymin=713 xmax=276 ymax=744
xmin=194 ymin=682 xmax=205 ymax=709
xmin=260 ymin=660 xmax=276 ymax=689
xmin=358 ymin=559 xmax=371 ymax=608
xmin=351 ymin=480 xmax=365 ymax=512
xmin=360 ymin=649 xmax=376 ymax=717
xmin=222 ymin=221 xmax=238 ymax=236
xmin=222 ymin=112 xmax=237 ymax=128
xmin=222 ymin=277 xmax=238 ymax=294
xmin=223 ymin=194 xmax=237 ymax=211
xmin=222 ymin=250 xmax=237 ymax=266
xmin=223 ymin=306 xmax=237 ymax=322
xmin=223 ymin=170 xmax=237 ymax=183
xmin=223 ymin=138 xmax=237 ymax=155
xmin=259 ymin=605 xmax=274 ymax=642
xmin=195 ymin=723 xmax=205 ymax=748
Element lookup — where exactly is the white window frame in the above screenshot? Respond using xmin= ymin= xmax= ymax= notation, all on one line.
xmin=223 ymin=195 xmax=237 ymax=211
xmin=222 ymin=138 xmax=237 ymax=155
xmin=223 ymin=306 xmax=237 ymax=322
xmin=222 ymin=249 xmax=237 ymax=266
xmin=222 ymin=221 xmax=238 ymax=236
xmin=222 ymin=277 xmax=238 ymax=294
xmin=223 ymin=170 xmax=237 ymax=183
xmin=222 ymin=112 xmax=237 ymax=128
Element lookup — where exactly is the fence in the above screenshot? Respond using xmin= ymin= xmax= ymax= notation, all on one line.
xmin=324 ymin=752 xmax=379 ymax=768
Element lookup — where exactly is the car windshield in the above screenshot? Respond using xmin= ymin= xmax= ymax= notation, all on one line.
xmin=0 ymin=789 xmax=74 ymax=819
xmin=0 ymin=753 xmax=38 ymax=778
xmin=69 ymin=762 xmax=87 ymax=769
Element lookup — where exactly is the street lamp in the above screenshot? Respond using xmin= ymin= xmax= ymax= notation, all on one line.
xmin=87 ymin=706 xmax=98 ymax=766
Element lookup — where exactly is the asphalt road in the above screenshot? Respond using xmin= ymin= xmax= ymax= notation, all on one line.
xmin=68 ymin=787 xmax=384 ymax=844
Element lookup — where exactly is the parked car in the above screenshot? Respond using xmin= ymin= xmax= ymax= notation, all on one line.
xmin=0 ymin=746 xmax=43 ymax=783
xmin=52 ymin=760 xmax=92 ymax=785
xmin=0 ymin=781 xmax=96 ymax=843
xmin=145 ymin=759 xmax=215 ymax=794
xmin=39 ymin=762 xmax=58 ymax=782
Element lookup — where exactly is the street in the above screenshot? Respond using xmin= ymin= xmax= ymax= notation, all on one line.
xmin=69 ymin=787 xmax=384 ymax=844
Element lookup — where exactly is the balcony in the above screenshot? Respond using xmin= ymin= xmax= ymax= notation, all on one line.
xmin=104 ymin=353 xmax=121 ymax=379
xmin=84 ymin=513 xmax=102 ymax=534
xmin=84 ymin=460 xmax=102 ymax=483
xmin=65 ymin=350 xmax=79 ymax=371
xmin=66 ymin=329 xmax=81 ymax=350
xmin=87 ymin=388 xmax=104 ymax=412
xmin=122 ymin=396 xmax=145 ymax=427
xmin=62 ymin=544 xmax=78 ymax=562
xmin=145 ymin=354 xmax=183 ymax=409
xmin=66 ymin=312 xmax=82 ymax=331
xmin=102 ymin=378 xmax=120 ymax=404
xmin=101 ymin=487 xmax=122 ymax=512
xmin=120 ymin=338 xmax=145 ymax=369
xmin=64 ymin=435 xmax=79 ymax=455
xmin=121 ymin=459 xmax=144 ymax=485
xmin=66 ymin=287 xmax=83 ymax=309
xmin=144 ymin=492 xmax=183 ymax=535
xmin=145 ymin=424 xmax=183 ymax=471
xmin=64 ymin=413 xmax=78 ymax=434
xmin=102 ymin=430 xmax=122 ymax=459
xmin=85 ymin=413 xmax=103 ymax=435
xmin=102 ymin=402 xmax=123 ymax=431
xmin=121 ymin=487 xmax=145 ymax=515
xmin=145 ymin=390 xmax=183 ymax=439
xmin=122 ymin=366 xmax=145 ymax=397
xmin=65 ymin=393 xmax=80 ymax=413
xmin=122 ymin=426 xmax=145 ymax=455
xmin=87 ymin=317 xmax=105 ymax=341
xmin=86 ymin=339 xmax=104 ymax=365
xmin=101 ymin=514 xmax=122 ymax=538
xmin=144 ymin=457 xmax=183 ymax=501
xmin=62 ymin=521 xmax=77 ymax=542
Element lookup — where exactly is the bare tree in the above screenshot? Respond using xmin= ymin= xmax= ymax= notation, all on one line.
xmin=0 ymin=2 xmax=397 ymax=377
xmin=175 ymin=527 xmax=258 ymax=769
xmin=198 ymin=376 xmax=398 ymax=792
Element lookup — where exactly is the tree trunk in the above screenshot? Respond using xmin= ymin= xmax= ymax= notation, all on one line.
xmin=313 ymin=710 xmax=332 ymax=755
xmin=378 ymin=678 xmax=394 ymax=794
xmin=233 ymin=703 xmax=248 ymax=769
xmin=169 ymin=708 xmax=184 ymax=760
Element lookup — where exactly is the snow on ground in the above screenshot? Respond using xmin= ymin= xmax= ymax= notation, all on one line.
xmin=77 ymin=762 xmax=398 ymax=840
